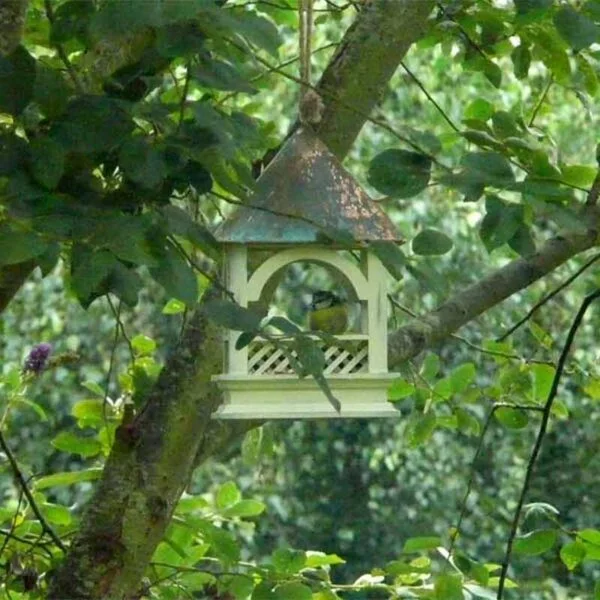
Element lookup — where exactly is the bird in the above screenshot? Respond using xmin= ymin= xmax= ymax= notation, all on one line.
xmin=308 ymin=290 xmax=348 ymax=335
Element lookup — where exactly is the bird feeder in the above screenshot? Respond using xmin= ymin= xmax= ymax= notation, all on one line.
xmin=212 ymin=127 xmax=403 ymax=419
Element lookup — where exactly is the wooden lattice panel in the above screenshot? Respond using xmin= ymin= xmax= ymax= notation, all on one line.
xmin=248 ymin=340 xmax=368 ymax=375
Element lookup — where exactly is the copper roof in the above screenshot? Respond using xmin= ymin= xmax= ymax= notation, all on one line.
xmin=214 ymin=128 xmax=402 ymax=246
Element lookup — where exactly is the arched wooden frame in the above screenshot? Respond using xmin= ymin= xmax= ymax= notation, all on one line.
xmin=246 ymin=248 xmax=369 ymax=304
xmin=224 ymin=245 xmax=389 ymax=376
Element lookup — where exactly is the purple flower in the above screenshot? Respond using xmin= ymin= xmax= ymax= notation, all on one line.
xmin=23 ymin=343 xmax=53 ymax=375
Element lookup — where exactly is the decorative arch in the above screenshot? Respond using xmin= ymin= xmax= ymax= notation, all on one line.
xmin=246 ymin=248 xmax=369 ymax=303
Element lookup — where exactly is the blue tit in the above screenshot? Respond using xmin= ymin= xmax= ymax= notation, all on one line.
xmin=308 ymin=290 xmax=348 ymax=334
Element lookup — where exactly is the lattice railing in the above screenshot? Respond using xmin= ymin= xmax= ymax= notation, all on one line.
xmin=248 ymin=339 xmax=368 ymax=375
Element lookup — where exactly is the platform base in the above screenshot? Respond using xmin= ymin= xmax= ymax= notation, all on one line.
xmin=212 ymin=373 xmax=401 ymax=419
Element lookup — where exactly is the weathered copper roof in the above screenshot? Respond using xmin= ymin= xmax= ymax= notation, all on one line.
xmin=214 ymin=128 xmax=402 ymax=245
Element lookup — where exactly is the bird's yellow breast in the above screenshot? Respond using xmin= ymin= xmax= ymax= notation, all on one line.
xmin=309 ymin=305 xmax=348 ymax=334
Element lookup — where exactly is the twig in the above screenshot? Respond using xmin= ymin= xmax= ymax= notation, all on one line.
xmin=585 ymin=147 xmax=600 ymax=206
xmin=217 ymin=43 xmax=337 ymax=107
xmin=0 ymin=430 xmax=66 ymax=552
xmin=400 ymin=60 xmax=460 ymax=134
xmin=178 ymin=61 xmax=192 ymax=131
xmin=106 ymin=295 xmax=134 ymax=362
xmin=387 ymin=295 xmax=553 ymax=365
xmin=103 ymin=296 xmax=122 ymax=427
xmin=497 ymin=251 xmax=600 ymax=342
xmin=528 ymin=76 xmax=554 ymax=128
xmin=497 ymin=288 xmax=600 ymax=599
xmin=449 ymin=403 xmax=544 ymax=557
xmin=238 ymin=47 xmax=450 ymax=169
xmin=43 ymin=0 xmax=84 ymax=93
xmin=168 ymin=237 xmax=235 ymax=301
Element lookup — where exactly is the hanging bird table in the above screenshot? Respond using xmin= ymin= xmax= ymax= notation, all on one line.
xmin=211 ymin=126 xmax=404 ymax=419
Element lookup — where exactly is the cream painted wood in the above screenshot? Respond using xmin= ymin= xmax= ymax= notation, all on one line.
xmin=246 ymin=247 xmax=370 ymax=303
xmin=213 ymin=373 xmax=401 ymax=419
xmin=226 ymin=246 xmax=248 ymax=375
xmin=213 ymin=245 xmax=398 ymax=419
xmin=366 ymin=251 xmax=388 ymax=373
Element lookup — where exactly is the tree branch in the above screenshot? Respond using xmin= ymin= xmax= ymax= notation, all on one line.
xmin=388 ymin=218 xmax=600 ymax=367
xmin=0 ymin=0 xmax=29 ymax=56
xmin=497 ymin=289 xmax=600 ymax=599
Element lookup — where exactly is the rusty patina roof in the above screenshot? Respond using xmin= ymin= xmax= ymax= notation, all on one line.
xmin=214 ymin=128 xmax=402 ymax=245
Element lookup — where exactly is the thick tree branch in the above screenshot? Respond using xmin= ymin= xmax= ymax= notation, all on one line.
xmin=388 ymin=218 xmax=600 ymax=367
xmin=0 ymin=0 xmax=29 ymax=56
xmin=315 ymin=0 xmax=435 ymax=157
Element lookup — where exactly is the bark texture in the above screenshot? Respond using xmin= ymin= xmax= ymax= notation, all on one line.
xmin=315 ymin=0 xmax=435 ymax=158
xmin=0 ymin=0 xmax=29 ymax=55
xmin=389 ymin=216 xmax=600 ymax=366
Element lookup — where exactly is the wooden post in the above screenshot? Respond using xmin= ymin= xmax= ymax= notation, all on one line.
xmin=226 ymin=245 xmax=248 ymax=375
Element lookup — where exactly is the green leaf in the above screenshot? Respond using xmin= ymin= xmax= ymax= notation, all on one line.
xmin=480 ymin=196 xmax=524 ymax=253
xmin=508 ymin=224 xmax=536 ymax=257
xmin=272 ymin=548 xmax=306 ymax=573
xmin=456 ymin=408 xmax=481 ymax=437
xmin=434 ymin=574 xmax=464 ymax=600
xmin=554 ymin=6 xmax=600 ymax=51
xmin=515 ymin=0 xmax=552 ymax=16
xmin=150 ymin=243 xmax=198 ymax=306
xmin=576 ymin=54 xmax=599 ymax=95
xmin=119 ymin=138 xmax=166 ymax=190
xmin=295 ymin=336 xmax=325 ymax=375
xmin=267 ymin=316 xmax=301 ymax=335
xmin=495 ymin=407 xmax=529 ymax=429
xmin=228 ymin=9 xmax=282 ymax=58
xmin=241 ymin=426 xmax=274 ymax=466
xmin=0 ymin=132 xmax=27 ymax=176
xmin=370 ymin=241 xmax=406 ymax=280
xmin=464 ymin=98 xmax=494 ymax=121
xmin=402 ymin=536 xmax=442 ymax=553
xmin=40 ymin=502 xmax=72 ymax=526
xmin=305 ymin=551 xmax=346 ymax=567
xmin=367 ymin=149 xmax=432 ymax=198
xmin=408 ymin=411 xmax=436 ymax=447
xmin=274 ymin=582 xmax=312 ymax=600
xmin=412 ymin=229 xmax=453 ymax=256
xmin=415 ymin=360 xmax=436 ymax=388
xmin=388 ymin=378 xmax=416 ymax=401
xmin=531 ymin=363 xmax=555 ymax=402
xmin=193 ymin=55 xmax=256 ymax=93
xmin=513 ymin=529 xmax=557 ymax=556
xmin=162 ymin=298 xmax=186 ymax=314
xmin=161 ymin=205 xmax=221 ymax=261
xmin=50 ymin=0 xmax=94 ymax=43
xmin=81 ymin=380 xmax=105 ymax=396
xmin=560 ymin=541 xmax=587 ymax=571
xmin=492 ymin=111 xmax=519 ymax=139
xmin=29 ymin=137 xmax=65 ymax=190
xmin=595 ymin=580 xmax=600 ymax=600
xmin=52 ymin=96 xmax=134 ymax=154
xmin=216 ymin=481 xmax=242 ymax=509
xmin=0 ymin=46 xmax=36 ymax=115
xmin=51 ymin=431 xmax=102 ymax=458
xmin=511 ymin=43 xmax=531 ymax=79
xmin=132 ymin=335 xmax=156 ymax=355
xmin=560 ymin=165 xmax=598 ymax=188
xmin=35 ymin=468 xmax=103 ymax=490
xmin=72 ymin=399 xmax=104 ymax=428
xmin=70 ymin=247 xmax=117 ymax=306
xmin=203 ymin=299 xmax=263 ymax=331
xmin=462 ymin=152 xmax=514 ymax=187
xmin=223 ymin=500 xmax=266 ymax=518
xmin=450 ymin=363 xmax=476 ymax=393
xmin=0 ymin=226 xmax=48 ymax=266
